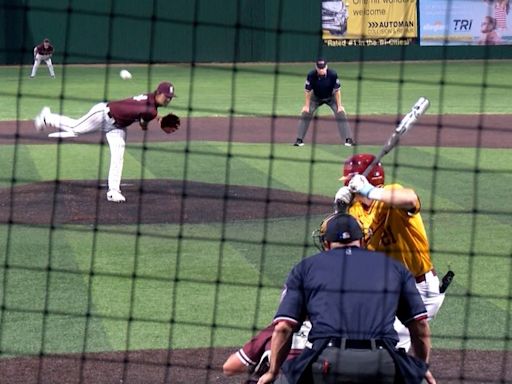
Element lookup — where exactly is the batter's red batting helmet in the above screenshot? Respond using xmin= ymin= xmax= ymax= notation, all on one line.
xmin=340 ymin=153 xmax=385 ymax=187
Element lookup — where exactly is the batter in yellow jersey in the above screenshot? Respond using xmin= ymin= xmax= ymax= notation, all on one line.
xmin=332 ymin=153 xmax=445 ymax=351
xmin=348 ymin=184 xmax=433 ymax=277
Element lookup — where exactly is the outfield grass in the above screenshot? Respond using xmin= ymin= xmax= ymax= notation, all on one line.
xmin=1 ymin=63 xmax=511 ymax=357
xmin=1 ymin=60 xmax=510 ymax=121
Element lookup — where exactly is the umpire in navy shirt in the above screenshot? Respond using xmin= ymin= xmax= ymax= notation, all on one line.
xmin=257 ymin=214 xmax=436 ymax=384
xmin=294 ymin=59 xmax=354 ymax=147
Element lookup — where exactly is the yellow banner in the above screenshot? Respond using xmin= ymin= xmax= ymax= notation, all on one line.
xmin=322 ymin=0 xmax=417 ymax=41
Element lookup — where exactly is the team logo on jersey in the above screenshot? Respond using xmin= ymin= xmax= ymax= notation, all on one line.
xmin=133 ymin=94 xmax=148 ymax=101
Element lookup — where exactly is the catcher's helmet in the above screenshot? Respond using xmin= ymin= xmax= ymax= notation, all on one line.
xmin=312 ymin=212 xmax=364 ymax=251
xmin=312 ymin=212 xmax=337 ymax=251
xmin=340 ymin=153 xmax=384 ymax=187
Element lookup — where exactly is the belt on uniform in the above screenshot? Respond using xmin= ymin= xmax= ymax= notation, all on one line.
xmin=415 ymin=268 xmax=436 ymax=283
xmin=326 ymin=338 xmax=385 ymax=349
xmin=106 ymin=110 xmax=122 ymax=128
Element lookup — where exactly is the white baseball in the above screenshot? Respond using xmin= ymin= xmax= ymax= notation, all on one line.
xmin=120 ymin=69 xmax=132 ymax=80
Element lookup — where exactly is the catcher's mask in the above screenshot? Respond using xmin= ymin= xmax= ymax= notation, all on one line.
xmin=340 ymin=153 xmax=384 ymax=187
xmin=312 ymin=212 xmax=363 ymax=251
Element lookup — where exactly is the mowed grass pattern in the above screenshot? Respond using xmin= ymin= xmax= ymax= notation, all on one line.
xmin=0 ymin=63 xmax=511 ymax=356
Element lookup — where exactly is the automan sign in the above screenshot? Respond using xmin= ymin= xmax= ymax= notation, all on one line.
xmin=322 ymin=0 xmax=417 ymax=45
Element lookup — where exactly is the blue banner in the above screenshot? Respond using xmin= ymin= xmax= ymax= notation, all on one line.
xmin=420 ymin=0 xmax=511 ymax=45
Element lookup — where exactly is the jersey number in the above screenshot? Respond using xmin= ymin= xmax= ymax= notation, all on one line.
xmin=133 ymin=94 xmax=148 ymax=101
xmin=381 ymin=227 xmax=397 ymax=247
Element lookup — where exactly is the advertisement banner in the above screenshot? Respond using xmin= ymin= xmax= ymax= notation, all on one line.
xmin=322 ymin=0 xmax=417 ymax=46
xmin=420 ymin=0 xmax=512 ymax=45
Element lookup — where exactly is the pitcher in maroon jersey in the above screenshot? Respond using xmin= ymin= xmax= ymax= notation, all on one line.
xmin=34 ymin=82 xmax=176 ymax=202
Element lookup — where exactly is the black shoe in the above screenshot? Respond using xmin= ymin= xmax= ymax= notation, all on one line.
xmin=344 ymin=138 xmax=355 ymax=147
xmin=293 ymin=138 xmax=305 ymax=147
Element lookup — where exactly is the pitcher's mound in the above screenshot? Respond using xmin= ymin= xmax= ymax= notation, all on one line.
xmin=1 ymin=179 xmax=332 ymax=225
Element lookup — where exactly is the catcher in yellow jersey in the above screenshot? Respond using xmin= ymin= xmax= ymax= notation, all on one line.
xmin=330 ymin=153 xmax=445 ymax=351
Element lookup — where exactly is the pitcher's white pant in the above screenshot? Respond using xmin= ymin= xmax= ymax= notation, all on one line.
xmin=394 ymin=270 xmax=445 ymax=351
xmin=105 ymin=129 xmax=126 ymax=194
xmin=45 ymin=102 xmax=126 ymax=193
xmin=31 ymin=54 xmax=55 ymax=77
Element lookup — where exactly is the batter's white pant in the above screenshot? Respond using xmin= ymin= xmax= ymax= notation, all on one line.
xmin=44 ymin=102 xmax=126 ymax=193
xmin=31 ymin=54 xmax=55 ymax=77
xmin=394 ymin=270 xmax=445 ymax=351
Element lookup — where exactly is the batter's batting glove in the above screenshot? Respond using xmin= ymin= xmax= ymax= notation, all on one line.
xmin=334 ymin=186 xmax=353 ymax=205
xmin=348 ymin=174 xmax=375 ymax=197
xmin=160 ymin=113 xmax=180 ymax=134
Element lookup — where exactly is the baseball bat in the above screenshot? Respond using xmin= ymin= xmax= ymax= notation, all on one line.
xmin=335 ymin=97 xmax=430 ymax=213
xmin=362 ymin=97 xmax=430 ymax=177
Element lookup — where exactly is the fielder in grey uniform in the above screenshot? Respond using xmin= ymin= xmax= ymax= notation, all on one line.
xmin=34 ymin=82 xmax=176 ymax=203
xmin=294 ymin=58 xmax=354 ymax=147
xmin=30 ymin=38 xmax=55 ymax=78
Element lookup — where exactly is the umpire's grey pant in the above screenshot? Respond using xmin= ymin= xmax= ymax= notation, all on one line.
xmin=296 ymin=95 xmax=353 ymax=143
xmin=310 ymin=345 xmax=396 ymax=384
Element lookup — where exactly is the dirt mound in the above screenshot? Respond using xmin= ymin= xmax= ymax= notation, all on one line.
xmin=0 ymin=179 xmax=332 ymax=226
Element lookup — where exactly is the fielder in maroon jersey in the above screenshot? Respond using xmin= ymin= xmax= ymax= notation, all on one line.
xmin=30 ymin=38 xmax=55 ymax=78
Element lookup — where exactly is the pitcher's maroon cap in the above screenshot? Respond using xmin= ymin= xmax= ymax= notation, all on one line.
xmin=156 ymin=82 xmax=175 ymax=98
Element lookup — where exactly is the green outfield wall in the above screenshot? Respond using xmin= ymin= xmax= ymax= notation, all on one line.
xmin=2 ymin=0 xmax=511 ymax=65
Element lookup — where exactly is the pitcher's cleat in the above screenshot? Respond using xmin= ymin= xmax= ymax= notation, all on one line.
xmin=107 ymin=189 xmax=126 ymax=203
xmin=34 ymin=107 xmax=51 ymax=132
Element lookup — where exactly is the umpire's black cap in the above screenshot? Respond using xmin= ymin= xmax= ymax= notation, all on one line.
xmin=315 ymin=58 xmax=327 ymax=69
xmin=324 ymin=214 xmax=363 ymax=244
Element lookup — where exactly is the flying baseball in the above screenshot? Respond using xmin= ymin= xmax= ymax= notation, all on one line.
xmin=120 ymin=69 xmax=132 ymax=80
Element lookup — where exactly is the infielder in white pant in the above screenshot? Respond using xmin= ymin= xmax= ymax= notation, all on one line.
xmin=30 ymin=38 xmax=55 ymax=78
xmin=34 ymin=81 xmax=176 ymax=202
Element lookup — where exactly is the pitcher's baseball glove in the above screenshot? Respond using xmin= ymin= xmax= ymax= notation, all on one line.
xmin=160 ymin=113 xmax=180 ymax=134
